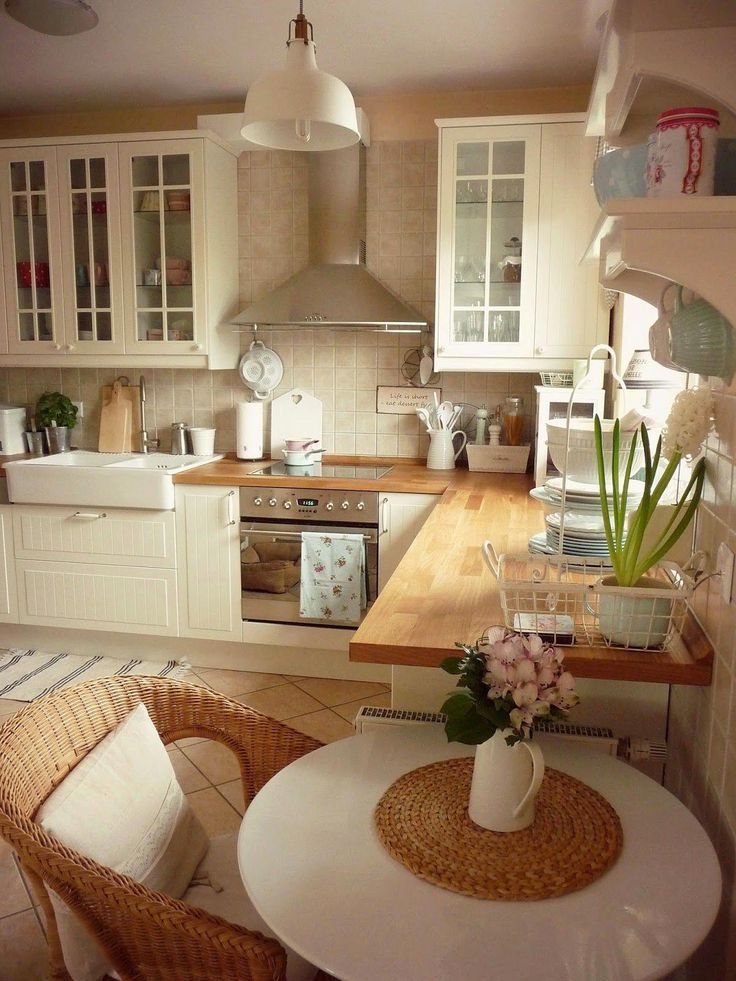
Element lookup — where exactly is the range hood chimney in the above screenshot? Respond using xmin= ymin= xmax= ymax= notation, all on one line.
xmin=232 ymin=143 xmax=428 ymax=331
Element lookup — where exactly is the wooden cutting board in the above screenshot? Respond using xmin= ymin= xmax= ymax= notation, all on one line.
xmin=99 ymin=380 xmax=139 ymax=452
xmin=270 ymin=389 xmax=323 ymax=459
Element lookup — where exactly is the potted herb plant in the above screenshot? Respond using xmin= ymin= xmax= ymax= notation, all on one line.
xmin=441 ymin=628 xmax=578 ymax=831
xmin=593 ymin=387 xmax=712 ymax=647
xmin=36 ymin=391 xmax=78 ymax=453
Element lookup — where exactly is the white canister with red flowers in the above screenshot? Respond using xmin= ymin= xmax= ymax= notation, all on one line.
xmin=646 ymin=106 xmax=720 ymax=197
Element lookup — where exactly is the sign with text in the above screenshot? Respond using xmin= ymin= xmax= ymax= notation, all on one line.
xmin=376 ymin=386 xmax=442 ymax=415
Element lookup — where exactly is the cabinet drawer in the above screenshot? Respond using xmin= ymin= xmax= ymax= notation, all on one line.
xmin=16 ymin=559 xmax=178 ymax=635
xmin=12 ymin=506 xmax=176 ymax=568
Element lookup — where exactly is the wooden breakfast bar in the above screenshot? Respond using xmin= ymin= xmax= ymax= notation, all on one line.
xmin=349 ymin=473 xmax=713 ymax=686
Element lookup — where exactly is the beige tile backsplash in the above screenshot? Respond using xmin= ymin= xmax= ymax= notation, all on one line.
xmin=666 ymin=380 xmax=736 ymax=978
xmin=0 ymin=140 xmax=534 ymax=456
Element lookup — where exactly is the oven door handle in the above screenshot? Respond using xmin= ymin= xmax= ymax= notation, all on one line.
xmin=241 ymin=528 xmax=378 ymax=545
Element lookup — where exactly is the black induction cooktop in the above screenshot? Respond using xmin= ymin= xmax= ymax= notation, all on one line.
xmin=250 ymin=463 xmax=393 ymax=480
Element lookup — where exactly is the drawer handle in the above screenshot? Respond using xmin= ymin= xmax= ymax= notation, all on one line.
xmin=71 ymin=511 xmax=108 ymax=520
xmin=226 ymin=490 xmax=236 ymax=527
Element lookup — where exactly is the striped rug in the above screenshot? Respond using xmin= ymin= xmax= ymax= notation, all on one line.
xmin=0 ymin=649 xmax=191 ymax=702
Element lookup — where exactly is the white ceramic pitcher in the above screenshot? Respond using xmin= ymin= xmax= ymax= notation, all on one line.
xmin=468 ymin=728 xmax=545 ymax=833
xmin=426 ymin=429 xmax=467 ymax=470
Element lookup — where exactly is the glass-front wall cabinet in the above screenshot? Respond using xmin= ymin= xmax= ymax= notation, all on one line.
xmin=0 ymin=148 xmax=63 ymax=353
xmin=436 ymin=124 xmax=541 ymax=363
xmin=57 ymin=144 xmax=124 ymax=353
xmin=120 ymin=140 xmax=204 ymax=354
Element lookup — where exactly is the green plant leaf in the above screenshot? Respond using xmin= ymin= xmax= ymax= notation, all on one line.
xmin=595 ymin=415 xmax=617 ymax=575
xmin=445 ymin=714 xmax=497 ymax=745
xmin=440 ymin=656 xmax=464 ymax=675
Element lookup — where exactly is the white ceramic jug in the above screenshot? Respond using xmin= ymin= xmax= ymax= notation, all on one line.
xmin=426 ymin=429 xmax=467 ymax=470
xmin=468 ymin=728 xmax=545 ymax=832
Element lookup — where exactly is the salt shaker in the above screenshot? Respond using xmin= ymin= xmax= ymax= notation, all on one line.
xmin=473 ymin=407 xmax=488 ymax=445
xmin=170 ymin=422 xmax=188 ymax=454
xmin=488 ymin=410 xmax=501 ymax=446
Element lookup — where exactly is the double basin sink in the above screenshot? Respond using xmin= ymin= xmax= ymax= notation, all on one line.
xmin=4 ymin=451 xmax=224 ymax=510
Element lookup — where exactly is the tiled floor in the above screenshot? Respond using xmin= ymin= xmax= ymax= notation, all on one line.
xmin=0 ymin=665 xmax=391 ymax=979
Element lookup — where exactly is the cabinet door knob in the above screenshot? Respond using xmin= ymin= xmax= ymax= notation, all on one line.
xmin=53 ymin=343 xmax=62 ymax=351
xmin=536 ymin=346 xmax=545 ymax=354
xmin=437 ymin=346 xmax=445 ymax=354
xmin=192 ymin=343 xmax=202 ymax=352
xmin=66 ymin=344 xmax=75 ymax=352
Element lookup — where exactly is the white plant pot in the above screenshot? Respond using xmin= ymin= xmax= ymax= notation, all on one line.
xmin=468 ymin=728 xmax=545 ymax=833
xmin=598 ymin=575 xmax=675 ymax=648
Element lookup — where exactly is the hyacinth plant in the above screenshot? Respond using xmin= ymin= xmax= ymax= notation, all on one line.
xmin=440 ymin=627 xmax=579 ymax=746
xmin=594 ymin=388 xmax=712 ymax=587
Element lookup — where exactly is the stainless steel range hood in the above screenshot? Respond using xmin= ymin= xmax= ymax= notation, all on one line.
xmin=232 ymin=144 xmax=428 ymax=331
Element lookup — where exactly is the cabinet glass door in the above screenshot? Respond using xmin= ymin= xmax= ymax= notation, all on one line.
xmin=123 ymin=145 xmax=201 ymax=351
xmin=0 ymin=150 xmax=63 ymax=352
xmin=58 ymin=145 xmax=124 ymax=353
xmin=437 ymin=125 xmax=541 ymax=364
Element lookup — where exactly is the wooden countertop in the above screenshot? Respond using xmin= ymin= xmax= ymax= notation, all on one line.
xmin=349 ymin=475 xmax=713 ymax=686
xmin=171 ymin=455 xmax=495 ymax=495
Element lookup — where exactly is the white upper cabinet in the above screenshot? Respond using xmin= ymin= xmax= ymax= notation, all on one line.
xmin=0 ymin=131 xmax=239 ymax=368
xmin=434 ymin=114 xmax=608 ymax=372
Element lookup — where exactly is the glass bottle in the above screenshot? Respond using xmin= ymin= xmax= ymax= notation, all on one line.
xmin=503 ymin=396 xmax=525 ymax=446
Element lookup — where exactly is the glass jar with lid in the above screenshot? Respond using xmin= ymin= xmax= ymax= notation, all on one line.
xmin=503 ymin=395 xmax=525 ymax=446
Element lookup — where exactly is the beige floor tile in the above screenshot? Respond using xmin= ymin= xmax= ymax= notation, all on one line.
xmin=167 ymin=747 xmax=211 ymax=793
xmin=216 ymin=779 xmax=245 ymax=816
xmin=195 ymin=668 xmax=287 ymax=698
xmin=0 ymin=698 xmax=25 ymax=719
xmin=181 ymin=741 xmax=241 ymax=785
xmin=234 ymin=683 xmax=323 ymax=721
xmin=0 ymin=908 xmax=49 ymax=980
xmin=186 ymin=788 xmax=242 ymax=837
xmin=332 ymin=692 xmax=392 ymax=724
xmin=293 ymin=677 xmax=390 ymax=707
xmin=174 ymin=736 xmax=208 ymax=748
xmin=0 ymin=843 xmax=33 ymax=920
xmin=287 ymin=709 xmax=355 ymax=744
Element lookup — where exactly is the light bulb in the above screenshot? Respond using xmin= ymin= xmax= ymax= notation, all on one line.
xmin=295 ymin=118 xmax=311 ymax=144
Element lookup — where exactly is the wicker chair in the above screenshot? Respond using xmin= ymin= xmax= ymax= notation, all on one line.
xmin=0 ymin=675 xmax=323 ymax=981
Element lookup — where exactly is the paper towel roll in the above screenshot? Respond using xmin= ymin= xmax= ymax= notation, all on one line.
xmin=236 ymin=401 xmax=264 ymax=460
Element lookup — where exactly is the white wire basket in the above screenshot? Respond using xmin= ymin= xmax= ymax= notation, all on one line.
xmin=538 ymin=370 xmax=573 ymax=387
xmin=482 ymin=542 xmax=694 ymax=651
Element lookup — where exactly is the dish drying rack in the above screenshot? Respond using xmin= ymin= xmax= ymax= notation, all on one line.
xmin=487 ymin=344 xmax=695 ymax=651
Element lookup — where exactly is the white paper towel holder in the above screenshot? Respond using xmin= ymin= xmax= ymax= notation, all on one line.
xmin=236 ymin=400 xmax=265 ymax=460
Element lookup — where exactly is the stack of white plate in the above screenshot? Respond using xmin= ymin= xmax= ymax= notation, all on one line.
xmin=544 ymin=475 xmax=645 ymax=510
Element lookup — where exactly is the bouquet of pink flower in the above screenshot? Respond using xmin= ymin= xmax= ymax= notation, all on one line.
xmin=440 ymin=627 xmax=579 ymax=746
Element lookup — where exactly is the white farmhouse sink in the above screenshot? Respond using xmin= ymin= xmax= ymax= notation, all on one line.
xmin=5 ymin=451 xmax=224 ymax=510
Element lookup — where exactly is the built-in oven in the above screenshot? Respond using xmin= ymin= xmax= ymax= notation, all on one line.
xmin=240 ymin=486 xmax=380 ymax=628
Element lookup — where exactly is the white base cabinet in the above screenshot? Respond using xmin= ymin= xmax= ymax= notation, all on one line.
xmin=379 ymin=493 xmax=439 ymax=590
xmin=175 ymin=485 xmax=241 ymax=642
xmin=0 ymin=507 xmax=17 ymax=622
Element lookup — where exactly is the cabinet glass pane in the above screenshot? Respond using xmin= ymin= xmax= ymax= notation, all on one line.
xmin=453 ymin=310 xmax=485 ymax=343
xmin=8 ymin=158 xmax=54 ymax=342
xmin=492 ymin=141 xmax=525 ymax=175
xmin=68 ymin=157 xmax=112 ymax=343
xmin=488 ymin=311 xmax=520 ymax=343
xmin=132 ymin=155 xmax=158 ymax=187
xmin=162 ymin=154 xmax=189 ymax=185
xmin=457 ymin=143 xmax=488 ymax=176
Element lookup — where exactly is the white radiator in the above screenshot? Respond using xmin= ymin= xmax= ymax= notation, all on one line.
xmin=353 ymin=706 xmax=667 ymax=762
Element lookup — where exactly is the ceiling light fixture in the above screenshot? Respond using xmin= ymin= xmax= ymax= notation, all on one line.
xmin=241 ymin=0 xmax=359 ymax=152
xmin=5 ymin=0 xmax=98 ymax=35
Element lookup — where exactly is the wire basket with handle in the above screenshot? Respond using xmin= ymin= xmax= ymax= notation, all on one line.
xmin=481 ymin=540 xmax=694 ymax=650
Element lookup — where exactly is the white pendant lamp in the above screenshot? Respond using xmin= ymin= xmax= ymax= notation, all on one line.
xmin=5 ymin=0 xmax=98 ymax=35
xmin=242 ymin=1 xmax=359 ymax=152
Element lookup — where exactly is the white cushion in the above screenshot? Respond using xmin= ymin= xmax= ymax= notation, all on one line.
xmin=185 ymin=833 xmax=317 ymax=981
xmin=36 ymin=702 xmax=209 ymax=981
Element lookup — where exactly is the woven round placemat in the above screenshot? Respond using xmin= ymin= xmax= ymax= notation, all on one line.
xmin=374 ymin=758 xmax=623 ymax=901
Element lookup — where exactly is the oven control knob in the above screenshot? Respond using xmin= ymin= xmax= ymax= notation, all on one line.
xmin=283 ymin=501 xmax=291 ymax=509
xmin=356 ymin=501 xmax=365 ymax=511
xmin=253 ymin=497 xmax=262 ymax=506
xmin=340 ymin=501 xmax=350 ymax=510
xmin=325 ymin=502 xmax=334 ymax=511
xmin=268 ymin=498 xmax=277 ymax=507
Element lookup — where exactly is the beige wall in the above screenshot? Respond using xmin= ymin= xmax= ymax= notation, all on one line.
xmin=0 ymin=84 xmax=590 ymax=141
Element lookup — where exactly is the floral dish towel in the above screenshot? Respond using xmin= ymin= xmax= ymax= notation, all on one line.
xmin=300 ymin=532 xmax=367 ymax=624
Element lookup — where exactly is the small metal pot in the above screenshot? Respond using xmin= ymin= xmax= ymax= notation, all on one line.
xmin=44 ymin=426 xmax=72 ymax=453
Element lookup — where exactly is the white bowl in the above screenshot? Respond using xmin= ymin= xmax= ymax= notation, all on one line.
xmin=546 ymin=419 xmax=649 ymax=482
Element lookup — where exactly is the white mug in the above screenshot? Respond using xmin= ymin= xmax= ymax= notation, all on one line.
xmin=426 ymin=430 xmax=467 ymax=470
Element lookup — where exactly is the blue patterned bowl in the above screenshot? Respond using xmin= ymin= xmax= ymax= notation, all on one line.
xmin=593 ymin=144 xmax=648 ymax=206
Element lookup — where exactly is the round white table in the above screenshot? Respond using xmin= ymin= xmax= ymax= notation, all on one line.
xmin=237 ymin=726 xmax=721 ymax=981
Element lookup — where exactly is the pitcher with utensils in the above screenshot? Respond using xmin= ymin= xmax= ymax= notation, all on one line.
xmin=416 ymin=396 xmax=467 ymax=470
